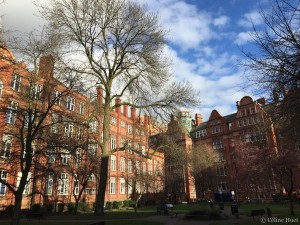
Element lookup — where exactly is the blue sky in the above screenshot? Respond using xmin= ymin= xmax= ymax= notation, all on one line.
xmin=0 ymin=0 xmax=269 ymax=120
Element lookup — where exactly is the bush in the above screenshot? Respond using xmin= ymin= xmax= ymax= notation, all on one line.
xmin=5 ymin=205 xmax=14 ymax=217
xmin=123 ymin=200 xmax=129 ymax=207
xmin=84 ymin=203 xmax=91 ymax=212
xmin=57 ymin=203 xmax=65 ymax=213
xmin=67 ymin=202 xmax=75 ymax=212
xmin=129 ymin=200 xmax=136 ymax=207
xmin=43 ymin=204 xmax=53 ymax=214
xmin=30 ymin=204 xmax=42 ymax=213
xmin=145 ymin=200 xmax=156 ymax=206
xmin=105 ymin=201 xmax=113 ymax=210
xmin=77 ymin=202 xmax=84 ymax=211
xmin=112 ymin=201 xmax=122 ymax=209
xmin=209 ymin=208 xmax=221 ymax=219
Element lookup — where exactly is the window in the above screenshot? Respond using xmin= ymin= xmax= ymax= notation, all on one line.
xmin=136 ymin=161 xmax=140 ymax=174
xmin=5 ymin=101 xmax=18 ymax=124
xmin=75 ymin=149 xmax=81 ymax=166
xmin=66 ymin=96 xmax=75 ymax=111
xmin=85 ymin=188 xmax=96 ymax=195
xmin=88 ymin=143 xmax=98 ymax=155
xmin=120 ymin=178 xmax=125 ymax=194
xmin=128 ymin=160 xmax=133 ymax=173
xmin=89 ymin=118 xmax=98 ymax=133
xmin=228 ymin=123 xmax=233 ymax=130
xmin=61 ymin=150 xmax=71 ymax=165
xmin=51 ymin=113 xmax=58 ymax=133
xmin=16 ymin=172 xmax=31 ymax=195
xmin=11 ymin=73 xmax=21 ymax=91
xmin=128 ymin=179 xmax=133 ymax=194
xmin=74 ymin=175 xmax=79 ymax=195
xmin=135 ymin=129 xmax=140 ymax=135
xmin=120 ymin=138 xmax=126 ymax=147
xmin=120 ymin=157 xmax=125 ymax=172
xmin=110 ymin=177 xmax=116 ymax=194
xmin=220 ymin=152 xmax=226 ymax=161
xmin=77 ymin=126 xmax=83 ymax=140
xmin=48 ymin=149 xmax=56 ymax=163
xmin=88 ymin=173 xmax=95 ymax=181
xmin=213 ymin=140 xmax=224 ymax=149
xmin=32 ymin=83 xmax=41 ymax=99
xmin=111 ymin=135 xmax=116 ymax=150
xmin=0 ymin=80 xmax=3 ymax=99
xmin=79 ymin=102 xmax=84 ymax=115
xmin=1 ymin=134 xmax=13 ymax=158
xmin=45 ymin=173 xmax=54 ymax=195
xmin=148 ymin=160 xmax=153 ymax=175
xmin=121 ymin=121 xmax=126 ymax=128
xmin=64 ymin=121 xmax=73 ymax=137
xmin=196 ymin=129 xmax=206 ymax=138
xmin=54 ymin=90 xmax=61 ymax=105
xmin=0 ymin=170 xmax=8 ymax=195
xmin=58 ymin=173 xmax=69 ymax=195
xmin=211 ymin=126 xmax=222 ymax=134
xmin=111 ymin=155 xmax=116 ymax=171
xmin=111 ymin=117 xmax=117 ymax=125
xmin=127 ymin=124 xmax=132 ymax=134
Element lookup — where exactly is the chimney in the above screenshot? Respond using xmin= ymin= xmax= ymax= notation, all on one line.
xmin=123 ymin=105 xmax=128 ymax=117
xmin=38 ymin=55 xmax=54 ymax=79
xmin=257 ymin=97 xmax=266 ymax=106
xmin=96 ymin=85 xmax=104 ymax=105
xmin=195 ymin=113 xmax=203 ymax=126
xmin=144 ymin=115 xmax=149 ymax=127
xmin=115 ymin=98 xmax=121 ymax=114
xmin=131 ymin=107 xmax=136 ymax=119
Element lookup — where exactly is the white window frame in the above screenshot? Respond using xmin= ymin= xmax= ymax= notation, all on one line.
xmin=58 ymin=173 xmax=69 ymax=195
xmin=48 ymin=149 xmax=56 ymax=164
xmin=5 ymin=101 xmax=18 ymax=124
xmin=127 ymin=124 xmax=132 ymax=134
xmin=74 ymin=175 xmax=79 ymax=195
xmin=88 ymin=143 xmax=98 ymax=155
xmin=110 ymin=177 xmax=116 ymax=194
xmin=64 ymin=121 xmax=73 ymax=137
xmin=54 ymin=90 xmax=61 ymax=105
xmin=111 ymin=135 xmax=116 ymax=150
xmin=120 ymin=157 xmax=125 ymax=172
xmin=61 ymin=150 xmax=71 ymax=165
xmin=45 ymin=173 xmax=54 ymax=196
xmin=1 ymin=134 xmax=13 ymax=158
xmin=66 ymin=96 xmax=75 ymax=111
xmin=128 ymin=160 xmax=133 ymax=173
xmin=111 ymin=117 xmax=117 ymax=125
xmin=120 ymin=178 xmax=125 ymax=194
xmin=11 ymin=73 xmax=21 ymax=91
xmin=79 ymin=102 xmax=84 ymax=115
xmin=89 ymin=118 xmax=99 ymax=133
xmin=121 ymin=121 xmax=126 ymax=128
xmin=111 ymin=155 xmax=116 ymax=171
xmin=0 ymin=170 xmax=8 ymax=195
xmin=16 ymin=172 xmax=31 ymax=196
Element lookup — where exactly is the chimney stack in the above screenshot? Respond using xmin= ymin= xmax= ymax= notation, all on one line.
xmin=115 ymin=98 xmax=121 ymax=114
xmin=195 ymin=113 xmax=203 ymax=126
xmin=131 ymin=107 xmax=136 ymax=119
xmin=38 ymin=55 xmax=54 ymax=79
xmin=96 ymin=85 xmax=104 ymax=105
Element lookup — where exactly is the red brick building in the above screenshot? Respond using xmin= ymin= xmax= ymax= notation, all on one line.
xmin=0 ymin=45 xmax=164 ymax=210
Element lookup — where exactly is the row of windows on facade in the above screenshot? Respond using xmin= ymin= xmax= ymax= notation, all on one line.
xmin=0 ymin=169 xmax=159 ymax=197
xmin=7 ymin=74 xmax=146 ymax=121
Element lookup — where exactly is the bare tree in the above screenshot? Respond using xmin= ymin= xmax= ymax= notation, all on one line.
xmin=38 ymin=0 xmax=199 ymax=215
xmin=189 ymin=143 xmax=219 ymax=200
xmin=241 ymin=0 xmax=300 ymax=123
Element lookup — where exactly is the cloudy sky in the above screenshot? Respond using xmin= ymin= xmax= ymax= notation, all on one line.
xmin=0 ymin=0 xmax=269 ymax=120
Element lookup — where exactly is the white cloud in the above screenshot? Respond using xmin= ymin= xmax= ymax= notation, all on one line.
xmin=234 ymin=31 xmax=254 ymax=45
xmin=213 ymin=16 xmax=230 ymax=27
xmin=238 ymin=11 xmax=263 ymax=28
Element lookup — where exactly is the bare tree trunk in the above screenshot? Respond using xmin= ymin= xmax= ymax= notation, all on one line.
xmin=94 ymin=156 xmax=109 ymax=215
xmin=11 ymin=193 xmax=22 ymax=225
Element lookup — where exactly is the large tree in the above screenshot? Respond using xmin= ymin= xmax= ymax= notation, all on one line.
xmin=39 ymin=0 xmax=199 ymax=215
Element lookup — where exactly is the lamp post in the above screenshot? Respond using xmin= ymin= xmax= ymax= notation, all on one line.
xmin=231 ymin=190 xmax=235 ymax=202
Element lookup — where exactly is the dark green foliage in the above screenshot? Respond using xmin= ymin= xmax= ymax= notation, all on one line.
xmin=112 ymin=201 xmax=122 ymax=209
xmin=67 ymin=202 xmax=75 ymax=212
xmin=30 ymin=204 xmax=42 ymax=213
xmin=77 ymin=202 xmax=84 ymax=211
xmin=129 ymin=200 xmax=136 ymax=207
xmin=57 ymin=203 xmax=65 ymax=213
xmin=123 ymin=200 xmax=129 ymax=207
xmin=43 ymin=203 xmax=53 ymax=214
xmin=106 ymin=201 xmax=113 ymax=210
xmin=4 ymin=205 xmax=14 ymax=216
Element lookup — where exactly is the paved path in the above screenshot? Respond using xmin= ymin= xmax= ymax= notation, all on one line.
xmin=143 ymin=206 xmax=254 ymax=225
